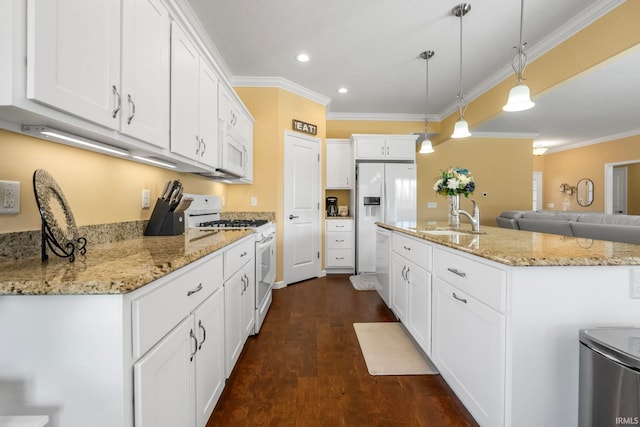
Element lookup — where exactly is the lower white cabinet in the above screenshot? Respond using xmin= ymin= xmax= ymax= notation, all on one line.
xmin=223 ymin=237 xmax=255 ymax=377
xmin=325 ymin=219 xmax=355 ymax=273
xmin=432 ymin=276 xmax=505 ymax=427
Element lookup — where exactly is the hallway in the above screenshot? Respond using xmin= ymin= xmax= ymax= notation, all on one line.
xmin=207 ymin=274 xmax=477 ymax=426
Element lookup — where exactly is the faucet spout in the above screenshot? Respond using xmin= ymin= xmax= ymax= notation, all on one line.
xmin=456 ymin=199 xmax=480 ymax=232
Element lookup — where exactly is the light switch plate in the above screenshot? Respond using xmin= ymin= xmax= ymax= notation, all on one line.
xmin=0 ymin=180 xmax=20 ymax=215
xmin=142 ymin=189 xmax=150 ymax=209
xmin=427 ymin=202 xmax=437 ymax=208
xmin=250 ymin=196 xmax=257 ymax=206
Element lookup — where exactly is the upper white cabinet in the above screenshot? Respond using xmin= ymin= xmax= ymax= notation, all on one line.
xmin=27 ymin=0 xmax=171 ymax=149
xmin=170 ymin=23 xmax=218 ymax=168
xmin=326 ymin=139 xmax=353 ymax=189
xmin=351 ymin=134 xmax=417 ymax=161
xmin=27 ymin=0 xmax=122 ymax=129
xmin=217 ymin=84 xmax=254 ymax=182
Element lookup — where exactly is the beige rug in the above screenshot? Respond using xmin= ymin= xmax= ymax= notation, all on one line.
xmin=353 ymin=322 xmax=439 ymax=376
xmin=349 ymin=274 xmax=378 ymax=291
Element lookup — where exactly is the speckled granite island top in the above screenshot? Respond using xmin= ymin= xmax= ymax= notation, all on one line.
xmin=0 ymin=229 xmax=253 ymax=295
xmin=377 ymin=221 xmax=640 ymax=266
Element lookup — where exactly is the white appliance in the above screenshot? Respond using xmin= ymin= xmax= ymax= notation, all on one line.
xmin=183 ymin=194 xmax=276 ymax=334
xmin=217 ymin=122 xmax=249 ymax=178
xmin=356 ymin=162 xmax=416 ymax=273
xmin=375 ymin=227 xmax=392 ymax=305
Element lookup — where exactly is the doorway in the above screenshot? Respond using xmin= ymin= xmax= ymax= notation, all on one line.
xmin=283 ymin=131 xmax=321 ymax=285
xmin=604 ymin=159 xmax=640 ymax=214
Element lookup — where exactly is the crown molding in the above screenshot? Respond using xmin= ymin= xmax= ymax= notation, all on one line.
xmin=545 ymin=128 xmax=640 ymax=154
xmin=326 ymin=112 xmax=441 ymax=122
xmin=469 ymin=131 xmax=540 ymax=139
xmin=232 ymin=76 xmax=332 ymax=107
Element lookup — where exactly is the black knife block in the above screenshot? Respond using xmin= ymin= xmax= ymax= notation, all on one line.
xmin=144 ymin=198 xmax=185 ymax=236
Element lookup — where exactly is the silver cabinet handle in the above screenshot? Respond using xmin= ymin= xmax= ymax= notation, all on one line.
xmin=452 ymin=292 xmax=468 ymax=304
xmin=289 ymin=215 xmax=299 ymax=220
xmin=240 ymin=251 xmax=248 ymax=258
xmin=381 ymin=146 xmax=385 ymax=155
xmin=401 ymin=265 xmax=407 ymax=281
xmin=198 ymin=319 xmax=206 ymax=350
xmin=200 ymin=138 xmax=206 ymax=155
xmin=126 ymin=94 xmax=135 ymax=124
xmin=336 ymin=225 xmax=344 ymax=228
xmin=112 ymin=85 xmax=121 ymax=118
xmin=336 ymin=239 xmax=344 ymax=243
xmin=403 ymin=245 xmax=411 ymax=251
xmin=386 ymin=146 xmax=390 ymax=155
xmin=189 ymin=329 xmax=198 ymax=361
xmin=187 ymin=283 xmax=203 ymax=296
xmin=447 ymin=267 xmax=466 ymax=278
xmin=336 ymin=257 xmax=344 ymax=260
xmin=405 ymin=267 xmax=410 ymax=282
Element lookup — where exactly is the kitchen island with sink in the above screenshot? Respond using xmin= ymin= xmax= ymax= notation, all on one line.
xmin=377 ymin=221 xmax=640 ymax=427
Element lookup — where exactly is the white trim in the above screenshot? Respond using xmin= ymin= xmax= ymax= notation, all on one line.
xmin=232 ymin=76 xmax=332 ymax=106
xmin=604 ymin=158 xmax=640 ymax=214
xmin=469 ymin=131 xmax=540 ymax=139
xmin=544 ymin=128 xmax=640 ymax=154
xmin=326 ymin=112 xmax=439 ymax=122
xmin=440 ymin=0 xmax=627 ymax=119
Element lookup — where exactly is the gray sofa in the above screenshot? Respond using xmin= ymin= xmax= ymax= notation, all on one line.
xmin=496 ymin=210 xmax=640 ymax=244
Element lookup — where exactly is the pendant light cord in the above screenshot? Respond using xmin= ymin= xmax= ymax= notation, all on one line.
xmin=457 ymin=8 xmax=466 ymax=118
xmin=513 ymin=0 xmax=528 ymax=83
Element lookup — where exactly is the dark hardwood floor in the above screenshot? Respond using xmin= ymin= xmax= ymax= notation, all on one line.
xmin=207 ymin=274 xmax=478 ymax=427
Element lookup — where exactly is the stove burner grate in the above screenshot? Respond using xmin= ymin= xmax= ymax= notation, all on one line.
xmin=198 ymin=219 xmax=268 ymax=228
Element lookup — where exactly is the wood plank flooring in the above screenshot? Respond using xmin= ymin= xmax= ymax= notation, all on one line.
xmin=207 ymin=274 xmax=478 ymax=427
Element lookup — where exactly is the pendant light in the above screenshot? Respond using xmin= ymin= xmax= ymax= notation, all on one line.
xmin=451 ymin=3 xmax=471 ymax=139
xmin=418 ymin=50 xmax=435 ymax=154
xmin=503 ymin=0 xmax=535 ymax=112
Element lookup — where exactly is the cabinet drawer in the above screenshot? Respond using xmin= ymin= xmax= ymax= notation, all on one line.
xmin=392 ymin=233 xmax=432 ymax=271
xmin=326 ymin=231 xmax=353 ymax=249
xmin=224 ymin=237 xmax=254 ymax=280
xmin=326 ymin=249 xmax=354 ymax=267
xmin=132 ymin=254 xmax=223 ymax=359
xmin=326 ymin=219 xmax=353 ymax=232
xmin=433 ymin=249 xmax=506 ymax=312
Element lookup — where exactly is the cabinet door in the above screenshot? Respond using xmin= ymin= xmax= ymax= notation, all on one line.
xmin=194 ymin=288 xmax=225 ymax=427
xmin=121 ymin=0 xmax=170 ymax=148
xmin=134 ymin=316 xmax=196 ymax=427
xmin=354 ymin=137 xmax=387 ymax=159
xmin=240 ymin=261 xmax=256 ymax=338
xmin=27 ymin=0 xmax=121 ymax=128
xmin=406 ymin=261 xmax=431 ymax=355
xmin=198 ymin=62 xmax=219 ymax=168
xmin=170 ymin=23 xmax=200 ymax=160
xmin=385 ymin=137 xmax=416 ymax=161
xmin=326 ymin=140 xmax=352 ymax=189
xmin=390 ymin=253 xmax=408 ymax=322
xmin=224 ymin=267 xmax=244 ymax=378
xmin=432 ymin=277 xmax=505 ymax=427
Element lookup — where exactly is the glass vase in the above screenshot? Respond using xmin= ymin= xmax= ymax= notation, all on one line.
xmin=448 ymin=194 xmax=460 ymax=228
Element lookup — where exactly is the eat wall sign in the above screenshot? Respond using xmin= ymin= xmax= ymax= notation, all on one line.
xmin=292 ymin=119 xmax=317 ymax=136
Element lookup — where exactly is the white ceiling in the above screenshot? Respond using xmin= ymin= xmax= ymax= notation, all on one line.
xmin=185 ymin=0 xmax=639 ymax=151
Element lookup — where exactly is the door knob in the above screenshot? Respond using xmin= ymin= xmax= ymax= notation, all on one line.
xmin=289 ymin=215 xmax=299 ymax=220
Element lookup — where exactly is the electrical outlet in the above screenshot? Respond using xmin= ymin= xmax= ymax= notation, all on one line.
xmin=630 ymin=269 xmax=640 ymax=299
xmin=251 ymin=196 xmax=257 ymax=207
xmin=427 ymin=202 xmax=437 ymax=208
xmin=0 ymin=180 xmax=20 ymax=215
xmin=142 ymin=189 xmax=150 ymax=209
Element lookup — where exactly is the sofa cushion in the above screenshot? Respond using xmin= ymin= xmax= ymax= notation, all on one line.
xmin=575 ymin=214 xmax=640 ymax=227
xmin=570 ymin=222 xmax=640 ymax=245
xmin=521 ymin=212 xmax=580 ymax=221
xmin=517 ymin=218 xmax=574 ymax=236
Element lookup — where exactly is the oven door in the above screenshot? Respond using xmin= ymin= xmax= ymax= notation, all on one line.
xmin=255 ymin=234 xmax=276 ymax=333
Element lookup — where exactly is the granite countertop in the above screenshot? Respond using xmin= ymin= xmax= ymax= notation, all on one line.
xmin=378 ymin=221 xmax=640 ymax=267
xmin=0 ymin=229 xmax=253 ymax=296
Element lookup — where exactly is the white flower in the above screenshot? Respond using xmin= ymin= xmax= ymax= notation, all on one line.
xmin=446 ymin=178 xmax=461 ymax=190
xmin=433 ymin=179 xmax=442 ymax=192
xmin=458 ymin=174 xmax=470 ymax=186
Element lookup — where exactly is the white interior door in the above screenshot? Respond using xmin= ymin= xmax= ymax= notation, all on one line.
xmin=283 ymin=131 xmax=321 ymax=285
xmin=612 ymin=167 xmax=628 ymax=214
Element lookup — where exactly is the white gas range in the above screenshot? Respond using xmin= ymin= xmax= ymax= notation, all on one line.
xmin=184 ymin=194 xmax=276 ymax=334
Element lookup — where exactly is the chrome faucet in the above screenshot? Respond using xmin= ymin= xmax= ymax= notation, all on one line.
xmin=457 ymin=199 xmax=480 ymax=232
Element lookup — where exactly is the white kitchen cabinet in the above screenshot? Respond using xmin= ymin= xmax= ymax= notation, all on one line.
xmin=326 ymin=139 xmax=353 ymax=189
xmin=325 ymin=219 xmax=354 ymax=273
xmin=217 ymin=84 xmax=254 ymax=183
xmin=432 ymin=276 xmax=506 ymax=427
xmin=27 ymin=0 xmax=170 ymax=149
xmin=351 ymin=134 xmax=417 ymax=161
xmin=27 ymin=0 xmax=122 ymax=129
xmin=223 ymin=237 xmax=255 ymax=377
xmin=390 ymin=233 xmax=432 ymax=355
xmin=120 ymin=0 xmax=170 ymax=148
xmin=170 ymin=23 xmax=219 ymax=168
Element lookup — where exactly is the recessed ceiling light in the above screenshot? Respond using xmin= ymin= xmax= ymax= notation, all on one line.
xmin=296 ymin=53 xmax=310 ymax=63
xmin=337 ymin=87 xmax=348 ymax=94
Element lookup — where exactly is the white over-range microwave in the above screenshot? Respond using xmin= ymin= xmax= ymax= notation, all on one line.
xmin=217 ymin=120 xmax=249 ymax=178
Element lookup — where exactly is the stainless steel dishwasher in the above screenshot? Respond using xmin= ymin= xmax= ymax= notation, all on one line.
xmin=579 ymin=328 xmax=640 ymax=426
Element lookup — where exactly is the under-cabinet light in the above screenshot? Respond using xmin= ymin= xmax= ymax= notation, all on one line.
xmin=132 ymin=156 xmax=177 ymax=169
xmin=22 ymin=126 xmax=129 ymax=157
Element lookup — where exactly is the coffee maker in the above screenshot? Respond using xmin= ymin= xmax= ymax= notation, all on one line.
xmin=326 ymin=197 xmax=338 ymax=217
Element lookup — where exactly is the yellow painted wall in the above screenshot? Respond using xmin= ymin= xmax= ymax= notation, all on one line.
xmin=232 ymin=87 xmax=327 ymax=281
xmin=0 ymin=129 xmax=225 ymax=234
xmin=327 ymin=120 xmax=436 ymax=139
xmin=539 ymin=135 xmax=640 ymax=212
xmin=627 ymin=163 xmax=640 ymax=215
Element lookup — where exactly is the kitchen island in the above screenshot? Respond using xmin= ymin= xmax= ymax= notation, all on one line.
xmin=377 ymin=221 xmax=640 ymax=427
xmin=0 ymin=228 xmax=254 ymax=427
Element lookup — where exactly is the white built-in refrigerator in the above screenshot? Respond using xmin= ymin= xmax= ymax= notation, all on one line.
xmin=356 ymin=162 xmax=416 ymax=273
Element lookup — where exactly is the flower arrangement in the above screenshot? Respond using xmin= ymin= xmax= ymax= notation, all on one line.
xmin=433 ymin=167 xmax=475 ymax=197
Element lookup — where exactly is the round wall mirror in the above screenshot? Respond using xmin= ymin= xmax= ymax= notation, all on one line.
xmin=576 ymin=178 xmax=594 ymax=207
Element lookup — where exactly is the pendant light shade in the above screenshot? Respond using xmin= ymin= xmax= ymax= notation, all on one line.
xmin=417 ymin=50 xmax=435 ymax=154
xmin=452 ymin=3 xmax=471 ymax=139
xmin=503 ymin=0 xmax=535 ymax=112
xmin=419 ymin=139 xmax=435 ymax=153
